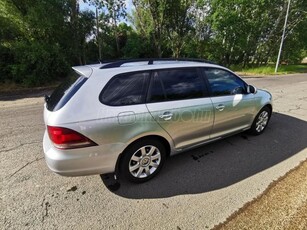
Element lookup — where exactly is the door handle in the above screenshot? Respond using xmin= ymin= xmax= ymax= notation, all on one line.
xmin=215 ymin=104 xmax=225 ymax=111
xmin=159 ymin=112 xmax=173 ymax=120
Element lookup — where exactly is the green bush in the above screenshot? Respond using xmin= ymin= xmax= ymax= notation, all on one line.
xmin=9 ymin=41 xmax=70 ymax=86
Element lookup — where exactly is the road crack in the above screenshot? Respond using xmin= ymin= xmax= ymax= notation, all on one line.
xmin=42 ymin=201 xmax=50 ymax=222
xmin=41 ymin=196 xmax=47 ymax=222
xmin=8 ymin=157 xmax=44 ymax=178
xmin=0 ymin=141 xmax=41 ymax=153
xmin=287 ymin=104 xmax=302 ymax=113
xmin=41 ymin=195 xmax=52 ymax=223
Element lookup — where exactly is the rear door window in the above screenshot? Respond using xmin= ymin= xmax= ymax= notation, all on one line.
xmin=46 ymin=74 xmax=87 ymax=111
xmin=100 ymin=71 xmax=150 ymax=106
xmin=148 ymin=68 xmax=206 ymax=103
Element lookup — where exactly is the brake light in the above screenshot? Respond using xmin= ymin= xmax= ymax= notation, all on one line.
xmin=47 ymin=126 xmax=97 ymax=149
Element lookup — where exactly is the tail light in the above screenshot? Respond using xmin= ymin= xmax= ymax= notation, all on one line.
xmin=47 ymin=126 xmax=97 ymax=149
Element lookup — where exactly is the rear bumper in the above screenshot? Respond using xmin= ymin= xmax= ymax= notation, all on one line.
xmin=43 ymin=131 xmax=123 ymax=176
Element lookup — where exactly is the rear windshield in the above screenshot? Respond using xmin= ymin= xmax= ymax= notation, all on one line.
xmin=46 ymin=74 xmax=87 ymax=111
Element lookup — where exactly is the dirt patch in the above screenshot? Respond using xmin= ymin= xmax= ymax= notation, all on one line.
xmin=214 ymin=159 xmax=307 ymax=230
xmin=0 ymin=87 xmax=55 ymax=101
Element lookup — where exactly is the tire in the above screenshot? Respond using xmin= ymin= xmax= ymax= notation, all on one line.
xmin=120 ymin=139 xmax=167 ymax=183
xmin=249 ymin=106 xmax=271 ymax=135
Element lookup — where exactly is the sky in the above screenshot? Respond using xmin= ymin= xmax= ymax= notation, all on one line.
xmin=79 ymin=0 xmax=134 ymax=15
xmin=79 ymin=0 xmax=134 ymax=25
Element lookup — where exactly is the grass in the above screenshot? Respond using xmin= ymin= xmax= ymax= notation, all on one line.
xmin=233 ymin=64 xmax=307 ymax=75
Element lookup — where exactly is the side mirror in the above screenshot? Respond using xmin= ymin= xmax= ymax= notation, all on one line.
xmin=247 ymin=85 xmax=257 ymax=94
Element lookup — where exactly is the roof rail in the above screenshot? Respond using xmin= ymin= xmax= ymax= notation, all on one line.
xmin=99 ymin=58 xmax=216 ymax=69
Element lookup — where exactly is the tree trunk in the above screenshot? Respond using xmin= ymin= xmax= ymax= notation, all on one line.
xmin=153 ymin=31 xmax=162 ymax=58
xmin=113 ymin=11 xmax=120 ymax=57
xmin=70 ymin=0 xmax=82 ymax=65
xmin=96 ymin=7 xmax=101 ymax=61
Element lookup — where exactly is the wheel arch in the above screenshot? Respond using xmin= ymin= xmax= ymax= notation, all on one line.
xmin=115 ymin=135 xmax=171 ymax=175
xmin=263 ymin=103 xmax=273 ymax=117
xmin=254 ymin=103 xmax=273 ymax=120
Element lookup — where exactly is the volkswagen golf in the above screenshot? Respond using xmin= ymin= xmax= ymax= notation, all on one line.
xmin=43 ymin=59 xmax=272 ymax=183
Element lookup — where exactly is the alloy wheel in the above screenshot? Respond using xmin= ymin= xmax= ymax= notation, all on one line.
xmin=256 ymin=110 xmax=269 ymax=133
xmin=128 ymin=145 xmax=161 ymax=178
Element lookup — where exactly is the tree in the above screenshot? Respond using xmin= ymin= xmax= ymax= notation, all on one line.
xmin=86 ymin=0 xmax=127 ymax=57
xmin=0 ymin=0 xmax=72 ymax=85
xmin=132 ymin=0 xmax=168 ymax=57
xmin=164 ymin=0 xmax=196 ymax=58
xmin=1 ymin=0 xmax=306 ymax=86
xmin=191 ymin=0 xmax=306 ymax=66
xmin=78 ymin=10 xmax=96 ymax=64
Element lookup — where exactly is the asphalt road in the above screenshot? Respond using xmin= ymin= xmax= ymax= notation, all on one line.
xmin=1 ymin=74 xmax=307 ymax=229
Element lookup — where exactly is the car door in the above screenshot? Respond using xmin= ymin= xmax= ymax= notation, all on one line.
xmin=202 ymin=68 xmax=256 ymax=139
xmin=146 ymin=68 xmax=214 ymax=149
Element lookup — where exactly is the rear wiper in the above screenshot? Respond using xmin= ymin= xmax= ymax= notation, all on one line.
xmin=44 ymin=95 xmax=50 ymax=103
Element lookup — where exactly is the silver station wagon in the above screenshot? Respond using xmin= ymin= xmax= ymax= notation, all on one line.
xmin=43 ymin=59 xmax=272 ymax=183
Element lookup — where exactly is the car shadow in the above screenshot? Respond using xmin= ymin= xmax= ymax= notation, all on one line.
xmin=101 ymin=112 xmax=307 ymax=199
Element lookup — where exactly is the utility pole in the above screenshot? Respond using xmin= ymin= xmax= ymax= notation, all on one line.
xmin=275 ymin=0 xmax=291 ymax=73
xmin=96 ymin=7 xmax=102 ymax=61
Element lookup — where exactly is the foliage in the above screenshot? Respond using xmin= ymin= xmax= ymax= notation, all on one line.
xmin=0 ymin=0 xmax=306 ymax=86
xmin=10 ymin=41 xmax=70 ymax=86
xmin=0 ymin=0 xmax=72 ymax=86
